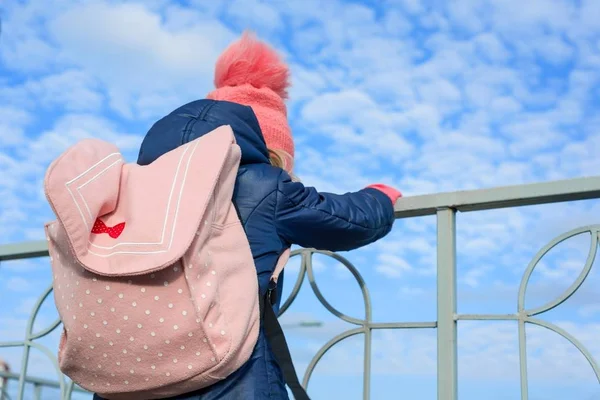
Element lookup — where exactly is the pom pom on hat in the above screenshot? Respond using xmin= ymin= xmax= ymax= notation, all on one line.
xmin=207 ymin=31 xmax=295 ymax=165
xmin=214 ymin=31 xmax=291 ymax=99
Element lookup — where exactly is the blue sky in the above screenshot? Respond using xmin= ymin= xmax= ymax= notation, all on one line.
xmin=1 ymin=0 xmax=600 ymax=399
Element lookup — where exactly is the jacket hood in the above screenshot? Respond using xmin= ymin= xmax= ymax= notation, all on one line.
xmin=137 ymin=99 xmax=270 ymax=166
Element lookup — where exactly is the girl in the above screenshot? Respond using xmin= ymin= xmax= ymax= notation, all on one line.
xmin=95 ymin=32 xmax=400 ymax=400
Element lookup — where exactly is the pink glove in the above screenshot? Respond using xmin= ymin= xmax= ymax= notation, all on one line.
xmin=367 ymin=184 xmax=402 ymax=204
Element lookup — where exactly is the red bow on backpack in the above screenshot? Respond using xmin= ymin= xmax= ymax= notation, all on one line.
xmin=91 ymin=218 xmax=126 ymax=239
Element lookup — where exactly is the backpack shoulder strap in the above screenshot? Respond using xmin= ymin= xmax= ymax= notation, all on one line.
xmin=263 ymin=249 xmax=311 ymax=400
xmin=271 ymin=248 xmax=290 ymax=284
xmin=260 ymin=291 xmax=311 ymax=400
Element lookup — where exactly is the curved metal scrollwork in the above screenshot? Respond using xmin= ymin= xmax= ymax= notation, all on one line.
xmin=0 ymin=284 xmax=70 ymax=398
xmin=6 ymin=227 xmax=595 ymax=400
xmin=278 ymin=249 xmax=435 ymax=399
xmin=516 ymin=225 xmax=600 ymax=398
xmin=458 ymin=225 xmax=600 ymax=400
xmin=0 ymin=248 xmax=432 ymax=400
xmin=279 ymin=249 xmax=374 ymax=395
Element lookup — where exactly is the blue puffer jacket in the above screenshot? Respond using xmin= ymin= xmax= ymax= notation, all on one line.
xmin=94 ymin=99 xmax=395 ymax=400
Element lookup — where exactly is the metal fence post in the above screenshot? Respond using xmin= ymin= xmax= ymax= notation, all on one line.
xmin=0 ymin=359 xmax=8 ymax=400
xmin=437 ymin=207 xmax=458 ymax=400
xmin=34 ymin=383 xmax=42 ymax=400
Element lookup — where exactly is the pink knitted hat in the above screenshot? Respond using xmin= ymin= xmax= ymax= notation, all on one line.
xmin=207 ymin=32 xmax=294 ymax=162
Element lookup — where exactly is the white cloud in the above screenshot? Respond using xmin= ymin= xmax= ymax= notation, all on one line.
xmin=4 ymin=277 xmax=33 ymax=292
xmin=25 ymin=114 xmax=142 ymax=162
xmin=301 ymin=90 xmax=377 ymax=123
xmin=1 ymin=70 xmax=102 ymax=113
xmin=385 ymin=0 xmax=425 ymax=15
xmin=375 ymin=253 xmax=413 ymax=278
xmin=382 ymin=10 xmax=413 ymax=36
xmin=578 ymin=304 xmax=600 ymax=318
xmin=42 ymin=1 xmax=235 ymax=119
xmin=415 ymin=78 xmax=462 ymax=112
xmin=15 ymin=296 xmax=39 ymax=314
xmin=398 ymin=285 xmax=426 ymax=297
xmin=0 ymin=258 xmax=45 ymax=273
xmin=487 ymin=0 xmax=577 ymax=39
xmin=0 ymin=106 xmax=31 ymax=147
xmin=0 ymin=317 xmax=30 ymax=345
xmin=447 ymin=0 xmax=489 ymax=34
xmin=0 ymin=0 xmax=61 ymax=73
xmin=27 ymin=70 xmax=103 ymax=111
xmin=225 ymin=0 xmax=284 ymax=33
xmin=288 ymin=65 xmax=329 ymax=106
xmin=460 ymin=266 xmax=492 ymax=288
xmin=535 ymin=259 xmax=589 ymax=282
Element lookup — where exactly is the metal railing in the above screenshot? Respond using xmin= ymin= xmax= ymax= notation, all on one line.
xmin=1 ymin=175 xmax=600 ymax=399
xmin=0 ymin=371 xmax=89 ymax=400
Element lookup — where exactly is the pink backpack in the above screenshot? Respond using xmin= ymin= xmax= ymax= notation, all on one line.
xmin=43 ymin=126 xmax=296 ymax=399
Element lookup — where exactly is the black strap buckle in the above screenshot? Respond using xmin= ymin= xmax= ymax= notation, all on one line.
xmin=267 ymin=279 xmax=278 ymax=305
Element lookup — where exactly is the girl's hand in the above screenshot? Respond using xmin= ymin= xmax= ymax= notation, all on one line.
xmin=367 ymin=184 xmax=402 ymax=204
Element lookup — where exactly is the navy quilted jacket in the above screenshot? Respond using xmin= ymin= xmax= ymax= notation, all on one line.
xmin=95 ymin=99 xmax=395 ymax=400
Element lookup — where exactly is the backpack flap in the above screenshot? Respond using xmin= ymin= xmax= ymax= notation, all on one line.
xmin=44 ymin=125 xmax=240 ymax=277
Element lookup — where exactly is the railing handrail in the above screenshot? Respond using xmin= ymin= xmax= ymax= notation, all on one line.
xmin=0 ymin=241 xmax=48 ymax=262
xmin=3 ymin=175 xmax=600 ymax=262
xmin=394 ymin=175 xmax=600 ymax=218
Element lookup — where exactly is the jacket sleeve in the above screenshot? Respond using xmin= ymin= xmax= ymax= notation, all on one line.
xmin=274 ymin=171 xmax=396 ymax=252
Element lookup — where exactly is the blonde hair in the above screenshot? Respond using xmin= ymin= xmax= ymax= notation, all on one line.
xmin=268 ymin=148 xmax=299 ymax=182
